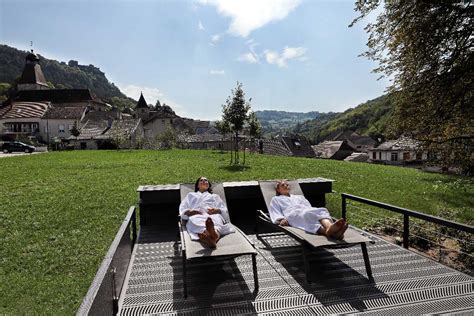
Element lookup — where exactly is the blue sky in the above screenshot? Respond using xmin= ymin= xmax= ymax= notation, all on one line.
xmin=1 ymin=0 xmax=387 ymax=120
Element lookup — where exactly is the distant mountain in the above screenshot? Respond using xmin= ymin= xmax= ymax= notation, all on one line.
xmin=303 ymin=94 xmax=395 ymax=142
xmin=0 ymin=44 xmax=136 ymax=109
xmin=255 ymin=110 xmax=338 ymax=136
xmin=256 ymin=95 xmax=395 ymax=143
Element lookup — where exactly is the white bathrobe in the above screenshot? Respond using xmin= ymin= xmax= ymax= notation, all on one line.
xmin=269 ymin=194 xmax=331 ymax=234
xmin=179 ymin=191 xmax=235 ymax=240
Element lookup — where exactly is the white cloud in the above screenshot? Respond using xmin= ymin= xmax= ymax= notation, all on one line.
xmin=210 ymin=70 xmax=225 ymax=75
xmin=264 ymin=46 xmax=307 ymax=68
xmin=117 ymin=84 xmax=187 ymax=116
xmin=238 ymin=52 xmax=259 ymax=64
xmin=211 ymin=34 xmax=221 ymax=42
xmin=198 ymin=20 xmax=205 ymax=31
xmin=199 ymin=0 xmax=301 ymax=38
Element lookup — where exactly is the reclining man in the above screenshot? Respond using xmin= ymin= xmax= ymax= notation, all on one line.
xmin=269 ymin=180 xmax=348 ymax=240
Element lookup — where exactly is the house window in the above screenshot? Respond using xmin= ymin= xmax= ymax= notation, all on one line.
xmin=416 ymin=152 xmax=422 ymax=160
xmin=391 ymin=152 xmax=398 ymax=161
xmin=403 ymin=152 xmax=410 ymax=160
xmin=59 ymin=124 xmax=65 ymax=133
xmin=372 ymin=152 xmax=376 ymax=160
xmin=379 ymin=152 xmax=382 ymax=160
xmin=170 ymin=119 xmax=173 ymax=124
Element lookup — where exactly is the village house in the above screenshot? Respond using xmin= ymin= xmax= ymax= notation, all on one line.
xmin=323 ymin=130 xmax=378 ymax=153
xmin=368 ymin=137 xmax=427 ymax=165
xmin=311 ymin=140 xmax=356 ymax=160
xmin=0 ymin=50 xmax=142 ymax=148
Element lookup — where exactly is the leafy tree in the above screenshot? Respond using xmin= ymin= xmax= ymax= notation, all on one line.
xmin=69 ymin=121 xmax=80 ymax=138
xmin=351 ymin=1 xmax=473 ymax=173
xmin=221 ymin=82 xmax=251 ymax=165
xmin=248 ymin=111 xmax=262 ymax=140
xmin=157 ymin=127 xmax=177 ymax=149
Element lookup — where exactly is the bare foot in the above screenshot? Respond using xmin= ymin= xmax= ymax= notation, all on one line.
xmin=205 ymin=217 xmax=219 ymax=241
xmin=333 ymin=223 xmax=349 ymax=240
xmin=198 ymin=231 xmax=217 ymax=248
xmin=326 ymin=218 xmax=345 ymax=238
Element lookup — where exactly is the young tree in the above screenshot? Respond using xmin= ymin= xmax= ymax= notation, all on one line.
xmin=221 ymin=82 xmax=251 ymax=165
xmin=351 ymin=1 xmax=473 ymax=173
xmin=248 ymin=111 xmax=262 ymax=140
xmin=69 ymin=122 xmax=81 ymax=148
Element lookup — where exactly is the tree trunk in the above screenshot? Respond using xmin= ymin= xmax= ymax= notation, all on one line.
xmin=235 ymin=131 xmax=239 ymax=164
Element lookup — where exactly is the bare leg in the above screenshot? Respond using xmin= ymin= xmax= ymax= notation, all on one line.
xmin=317 ymin=218 xmax=333 ymax=235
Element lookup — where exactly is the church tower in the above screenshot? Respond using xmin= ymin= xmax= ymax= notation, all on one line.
xmin=17 ymin=50 xmax=49 ymax=91
xmin=136 ymin=92 xmax=150 ymax=120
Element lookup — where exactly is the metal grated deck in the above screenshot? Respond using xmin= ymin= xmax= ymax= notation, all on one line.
xmin=118 ymin=228 xmax=473 ymax=315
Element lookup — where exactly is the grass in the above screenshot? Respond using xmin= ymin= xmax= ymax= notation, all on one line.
xmin=0 ymin=149 xmax=472 ymax=313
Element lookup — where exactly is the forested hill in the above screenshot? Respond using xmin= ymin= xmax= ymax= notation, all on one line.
xmin=255 ymin=110 xmax=338 ymax=136
xmin=256 ymin=95 xmax=394 ymax=141
xmin=301 ymin=94 xmax=395 ymax=142
xmin=0 ymin=44 xmax=136 ymax=109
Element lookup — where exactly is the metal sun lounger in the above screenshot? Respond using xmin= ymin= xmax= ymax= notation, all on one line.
xmin=257 ymin=180 xmax=373 ymax=282
xmin=178 ymin=183 xmax=259 ymax=298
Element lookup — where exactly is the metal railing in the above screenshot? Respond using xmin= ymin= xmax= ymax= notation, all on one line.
xmin=341 ymin=193 xmax=473 ymax=249
xmin=77 ymin=206 xmax=137 ymax=316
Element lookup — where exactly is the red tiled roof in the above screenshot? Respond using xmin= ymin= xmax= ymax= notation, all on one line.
xmin=0 ymin=101 xmax=50 ymax=119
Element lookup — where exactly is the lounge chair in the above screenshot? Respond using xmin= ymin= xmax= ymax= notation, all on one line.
xmin=257 ymin=180 xmax=373 ymax=282
xmin=179 ymin=183 xmax=259 ymax=298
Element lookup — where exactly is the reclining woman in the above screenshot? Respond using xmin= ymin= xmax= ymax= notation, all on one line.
xmin=179 ymin=176 xmax=234 ymax=248
xmin=269 ymin=180 xmax=348 ymax=240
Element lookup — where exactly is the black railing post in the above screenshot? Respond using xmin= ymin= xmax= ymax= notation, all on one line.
xmin=403 ymin=214 xmax=409 ymax=249
xmin=131 ymin=209 xmax=137 ymax=247
xmin=342 ymin=194 xmax=347 ymax=221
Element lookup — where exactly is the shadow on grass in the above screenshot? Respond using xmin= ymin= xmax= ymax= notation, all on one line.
xmin=219 ymin=165 xmax=252 ymax=172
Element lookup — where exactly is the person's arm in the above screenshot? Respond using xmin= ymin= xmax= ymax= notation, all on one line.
xmin=179 ymin=193 xmax=201 ymax=220
xmin=269 ymin=197 xmax=287 ymax=225
xmin=208 ymin=194 xmax=227 ymax=216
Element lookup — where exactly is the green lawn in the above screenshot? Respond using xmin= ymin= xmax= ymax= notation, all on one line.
xmin=0 ymin=150 xmax=472 ymax=313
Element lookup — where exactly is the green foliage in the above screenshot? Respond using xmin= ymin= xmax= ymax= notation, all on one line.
xmin=221 ymin=82 xmax=252 ymax=165
xmin=69 ymin=122 xmax=80 ymax=138
xmin=222 ymin=82 xmax=251 ymax=134
xmin=156 ymin=127 xmax=177 ymax=149
xmin=247 ymin=111 xmax=262 ymax=139
xmin=0 ymin=150 xmax=472 ymax=313
xmin=311 ymin=94 xmax=394 ymax=142
xmin=352 ymin=1 xmax=473 ymax=173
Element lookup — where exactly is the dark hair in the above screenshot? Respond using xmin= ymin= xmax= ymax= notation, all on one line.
xmin=194 ymin=176 xmax=212 ymax=193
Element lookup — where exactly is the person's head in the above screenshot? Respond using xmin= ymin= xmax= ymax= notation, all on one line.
xmin=195 ymin=176 xmax=213 ymax=193
xmin=275 ymin=180 xmax=290 ymax=196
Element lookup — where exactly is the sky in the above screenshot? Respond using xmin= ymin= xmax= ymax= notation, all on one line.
xmin=0 ymin=0 xmax=388 ymax=120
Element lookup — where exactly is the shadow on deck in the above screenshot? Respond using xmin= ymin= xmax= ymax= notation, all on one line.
xmin=118 ymin=227 xmax=473 ymax=315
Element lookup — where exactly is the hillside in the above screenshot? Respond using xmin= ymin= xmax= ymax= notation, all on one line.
xmin=301 ymin=94 xmax=395 ymax=142
xmin=255 ymin=110 xmax=338 ymax=136
xmin=0 ymin=44 xmax=136 ymax=109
